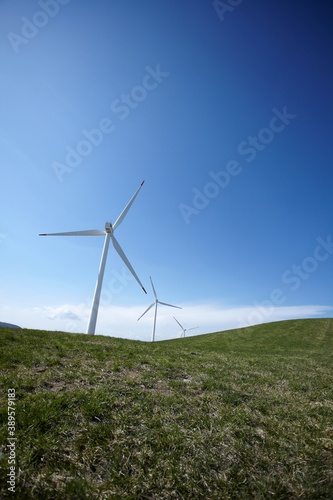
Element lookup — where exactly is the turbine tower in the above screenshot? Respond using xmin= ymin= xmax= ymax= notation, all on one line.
xmin=40 ymin=181 xmax=147 ymax=335
xmin=173 ymin=317 xmax=198 ymax=338
xmin=137 ymin=276 xmax=181 ymax=342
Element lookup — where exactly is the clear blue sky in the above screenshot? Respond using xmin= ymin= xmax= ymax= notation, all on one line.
xmin=1 ymin=0 xmax=332 ymax=340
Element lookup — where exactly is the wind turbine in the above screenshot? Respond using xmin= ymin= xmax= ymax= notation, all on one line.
xmin=173 ymin=317 xmax=198 ymax=338
xmin=137 ymin=276 xmax=181 ymax=342
xmin=40 ymin=181 xmax=147 ymax=335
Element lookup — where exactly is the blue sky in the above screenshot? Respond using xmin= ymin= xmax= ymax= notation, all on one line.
xmin=1 ymin=0 xmax=332 ymax=341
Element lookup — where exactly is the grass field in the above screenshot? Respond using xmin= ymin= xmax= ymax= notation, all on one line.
xmin=1 ymin=318 xmax=332 ymax=499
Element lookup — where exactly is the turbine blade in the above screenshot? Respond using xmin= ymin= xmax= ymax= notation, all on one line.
xmin=137 ymin=303 xmax=154 ymax=321
xmin=113 ymin=180 xmax=145 ymax=231
xmin=150 ymin=276 xmax=157 ymax=300
xmin=187 ymin=327 xmax=199 ymax=331
xmin=39 ymin=230 xmax=105 ymax=236
xmin=173 ymin=316 xmax=184 ymax=329
xmin=111 ymin=234 xmax=147 ymax=293
xmin=158 ymin=301 xmax=182 ymax=309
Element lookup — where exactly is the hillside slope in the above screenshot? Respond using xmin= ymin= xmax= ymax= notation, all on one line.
xmin=0 ymin=322 xmax=21 ymax=329
xmin=0 ymin=319 xmax=332 ymax=499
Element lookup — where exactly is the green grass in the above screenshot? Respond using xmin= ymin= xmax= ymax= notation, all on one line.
xmin=1 ymin=318 xmax=333 ymax=499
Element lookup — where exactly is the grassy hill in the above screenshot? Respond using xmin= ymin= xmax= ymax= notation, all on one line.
xmin=1 ymin=319 xmax=332 ymax=499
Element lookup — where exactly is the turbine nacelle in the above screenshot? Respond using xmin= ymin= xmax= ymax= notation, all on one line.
xmin=105 ymin=222 xmax=112 ymax=234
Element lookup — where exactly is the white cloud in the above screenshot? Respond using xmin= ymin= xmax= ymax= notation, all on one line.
xmin=34 ymin=304 xmax=88 ymax=322
xmin=0 ymin=303 xmax=332 ymax=342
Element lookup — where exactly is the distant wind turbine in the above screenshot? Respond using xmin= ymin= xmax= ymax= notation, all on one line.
xmin=40 ymin=181 xmax=147 ymax=335
xmin=173 ymin=317 xmax=198 ymax=338
xmin=137 ymin=276 xmax=181 ymax=342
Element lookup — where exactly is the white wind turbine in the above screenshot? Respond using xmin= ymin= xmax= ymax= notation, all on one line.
xmin=137 ymin=276 xmax=181 ymax=342
xmin=40 ymin=181 xmax=147 ymax=335
xmin=173 ymin=317 xmax=198 ymax=338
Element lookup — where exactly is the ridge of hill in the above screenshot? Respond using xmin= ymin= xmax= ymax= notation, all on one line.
xmin=0 ymin=322 xmax=21 ymax=329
